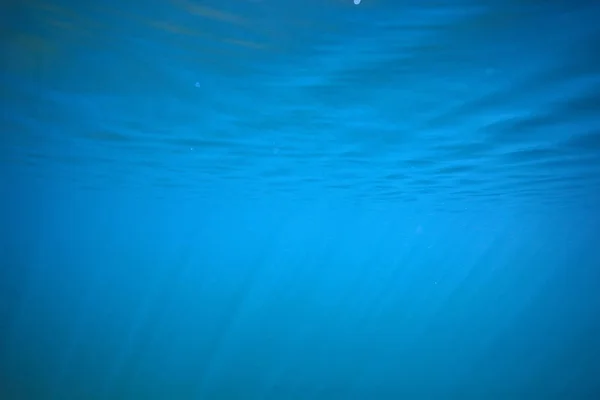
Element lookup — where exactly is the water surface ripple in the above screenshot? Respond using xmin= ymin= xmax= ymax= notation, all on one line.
xmin=2 ymin=0 xmax=599 ymax=209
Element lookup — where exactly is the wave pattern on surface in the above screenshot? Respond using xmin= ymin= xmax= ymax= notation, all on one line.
xmin=2 ymin=0 xmax=599 ymax=209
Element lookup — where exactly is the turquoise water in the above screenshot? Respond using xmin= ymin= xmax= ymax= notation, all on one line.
xmin=1 ymin=0 xmax=600 ymax=398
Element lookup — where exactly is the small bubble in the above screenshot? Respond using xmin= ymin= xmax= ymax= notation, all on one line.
xmin=195 ymin=82 xmax=200 ymax=88
xmin=354 ymin=0 xmax=361 ymax=4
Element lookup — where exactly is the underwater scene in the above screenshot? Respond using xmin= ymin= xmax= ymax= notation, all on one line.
xmin=1 ymin=0 xmax=600 ymax=398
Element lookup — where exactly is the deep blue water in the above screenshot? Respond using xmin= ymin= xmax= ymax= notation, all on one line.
xmin=1 ymin=0 xmax=600 ymax=398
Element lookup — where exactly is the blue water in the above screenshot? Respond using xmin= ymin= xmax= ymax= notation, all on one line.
xmin=1 ymin=0 xmax=600 ymax=398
